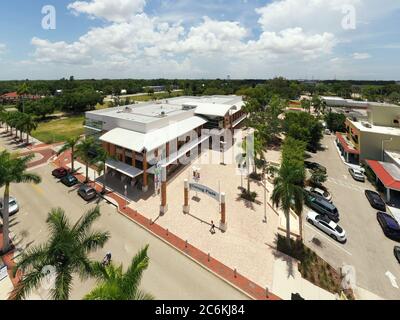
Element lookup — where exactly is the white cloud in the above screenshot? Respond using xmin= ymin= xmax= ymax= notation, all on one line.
xmin=352 ymin=52 xmax=371 ymax=60
xmin=0 ymin=43 xmax=6 ymax=54
xmin=68 ymin=0 xmax=147 ymax=22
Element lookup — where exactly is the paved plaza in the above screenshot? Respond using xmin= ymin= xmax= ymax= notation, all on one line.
xmin=132 ymin=147 xmax=281 ymax=291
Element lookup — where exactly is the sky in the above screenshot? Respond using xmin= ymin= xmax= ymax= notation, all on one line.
xmin=0 ymin=0 xmax=400 ymax=80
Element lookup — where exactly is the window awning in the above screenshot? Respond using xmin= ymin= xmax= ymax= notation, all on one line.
xmin=106 ymin=159 xmax=143 ymax=179
xmin=336 ymin=132 xmax=360 ymax=155
xmin=366 ymin=160 xmax=400 ymax=191
xmin=148 ymin=135 xmax=210 ymax=173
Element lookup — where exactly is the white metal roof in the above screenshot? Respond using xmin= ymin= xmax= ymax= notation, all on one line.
xmin=194 ymin=102 xmax=239 ymax=117
xmin=100 ymin=116 xmax=207 ymax=153
xmin=106 ymin=159 xmax=143 ymax=178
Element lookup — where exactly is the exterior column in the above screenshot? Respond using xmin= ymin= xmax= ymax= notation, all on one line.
xmin=142 ymin=152 xmax=148 ymax=192
xmin=387 ymin=188 xmax=391 ymax=202
xmin=183 ymin=179 xmax=190 ymax=214
xmin=346 ymin=152 xmax=349 ymax=163
xmin=132 ymin=151 xmax=136 ymax=168
xmin=220 ymin=192 xmax=227 ymax=231
xmin=122 ymin=148 xmax=126 ymax=163
xmin=160 ymin=166 xmax=168 ymax=215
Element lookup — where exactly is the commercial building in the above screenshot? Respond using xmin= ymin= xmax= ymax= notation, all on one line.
xmin=321 ymin=96 xmax=370 ymax=109
xmin=85 ymin=95 xmax=247 ymax=193
xmin=335 ymin=103 xmax=400 ymax=202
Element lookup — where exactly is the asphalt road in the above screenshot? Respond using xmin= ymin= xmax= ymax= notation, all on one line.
xmin=1 ymin=163 xmax=248 ymax=300
xmin=304 ymin=134 xmax=400 ymax=300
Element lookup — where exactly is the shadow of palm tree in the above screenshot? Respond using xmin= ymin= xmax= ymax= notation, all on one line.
xmin=271 ymin=234 xmax=296 ymax=279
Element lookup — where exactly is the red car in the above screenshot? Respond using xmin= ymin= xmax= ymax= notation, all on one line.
xmin=52 ymin=167 xmax=70 ymax=179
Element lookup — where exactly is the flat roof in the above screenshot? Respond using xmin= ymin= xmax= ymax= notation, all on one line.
xmin=350 ymin=120 xmax=400 ymax=137
xmin=87 ymin=102 xmax=188 ymax=125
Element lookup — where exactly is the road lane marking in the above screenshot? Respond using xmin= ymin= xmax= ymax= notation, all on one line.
xmin=31 ymin=184 xmax=44 ymax=196
xmin=305 ymin=224 xmax=352 ymax=256
xmin=385 ymin=271 xmax=399 ymax=289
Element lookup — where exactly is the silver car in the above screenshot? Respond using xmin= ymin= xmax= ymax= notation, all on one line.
xmin=349 ymin=168 xmax=365 ymax=182
xmin=0 ymin=197 xmax=19 ymax=217
xmin=307 ymin=210 xmax=347 ymax=243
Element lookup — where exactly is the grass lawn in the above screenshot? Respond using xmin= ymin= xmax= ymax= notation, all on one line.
xmin=31 ymin=115 xmax=85 ymax=144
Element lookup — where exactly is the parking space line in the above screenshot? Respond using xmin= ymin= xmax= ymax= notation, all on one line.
xmin=30 ymin=184 xmax=44 ymax=196
xmin=305 ymin=224 xmax=353 ymax=256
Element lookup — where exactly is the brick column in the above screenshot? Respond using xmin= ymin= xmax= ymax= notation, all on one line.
xmin=142 ymin=152 xmax=148 ymax=192
xmin=160 ymin=166 xmax=168 ymax=215
xmin=183 ymin=179 xmax=190 ymax=214
xmin=122 ymin=148 xmax=126 ymax=163
xmin=220 ymin=192 xmax=227 ymax=231
xmin=132 ymin=151 xmax=136 ymax=167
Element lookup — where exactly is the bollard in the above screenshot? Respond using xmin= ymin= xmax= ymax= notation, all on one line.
xmin=266 ymin=286 xmax=269 ymax=298
xmin=185 ymin=240 xmax=188 ymax=248
xmin=149 ymin=218 xmax=152 ymax=225
xmin=208 ymin=253 xmax=210 ymax=262
xmin=166 ymin=229 xmax=169 ymax=236
xmin=234 ymin=268 xmax=237 ymax=278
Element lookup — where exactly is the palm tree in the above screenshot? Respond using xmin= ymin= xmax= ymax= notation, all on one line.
xmin=22 ymin=114 xmax=38 ymax=144
xmin=76 ymin=137 xmax=97 ymax=183
xmin=0 ymin=151 xmax=41 ymax=253
xmin=84 ymin=245 xmax=153 ymax=300
xmin=17 ymin=83 xmax=30 ymax=113
xmin=271 ymin=161 xmax=305 ymax=247
xmin=301 ymin=99 xmax=311 ymax=113
xmin=95 ymin=148 xmax=110 ymax=194
xmin=11 ymin=206 xmax=110 ymax=300
xmin=57 ymin=136 xmax=81 ymax=173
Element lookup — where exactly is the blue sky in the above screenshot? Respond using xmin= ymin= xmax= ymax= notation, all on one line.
xmin=0 ymin=0 xmax=399 ymax=80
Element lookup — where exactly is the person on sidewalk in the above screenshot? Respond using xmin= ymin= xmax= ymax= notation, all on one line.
xmin=210 ymin=221 xmax=216 ymax=234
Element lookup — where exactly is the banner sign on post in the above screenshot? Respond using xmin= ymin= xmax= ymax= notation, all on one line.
xmin=189 ymin=183 xmax=220 ymax=201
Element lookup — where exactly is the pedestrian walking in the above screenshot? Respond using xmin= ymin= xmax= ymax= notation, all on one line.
xmin=210 ymin=221 xmax=216 ymax=234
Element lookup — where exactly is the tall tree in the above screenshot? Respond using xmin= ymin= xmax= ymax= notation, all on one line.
xmin=22 ymin=113 xmax=38 ymax=144
xmin=57 ymin=136 xmax=81 ymax=173
xmin=271 ymin=160 xmax=305 ymax=246
xmin=17 ymin=83 xmax=30 ymax=113
xmin=84 ymin=245 xmax=153 ymax=300
xmin=0 ymin=151 xmax=41 ymax=253
xmin=11 ymin=206 xmax=110 ymax=300
xmin=76 ymin=137 xmax=97 ymax=183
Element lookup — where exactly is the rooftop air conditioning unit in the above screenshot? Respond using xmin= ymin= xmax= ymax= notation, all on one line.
xmin=362 ymin=121 xmax=372 ymax=128
xmin=182 ymin=104 xmax=197 ymax=110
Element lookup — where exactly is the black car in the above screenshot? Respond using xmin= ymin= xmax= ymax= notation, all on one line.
xmin=305 ymin=192 xmax=340 ymax=222
xmin=377 ymin=212 xmax=400 ymax=241
xmin=61 ymin=174 xmax=79 ymax=187
xmin=52 ymin=167 xmax=70 ymax=179
xmin=394 ymin=246 xmax=400 ymax=264
xmin=304 ymin=161 xmax=327 ymax=174
xmin=78 ymin=185 xmax=97 ymax=201
xmin=365 ymin=190 xmax=386 ymax=212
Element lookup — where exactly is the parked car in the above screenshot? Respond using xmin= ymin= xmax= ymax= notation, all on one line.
xmin=61 ymin=174 xmax=79 ymax=187
xmin=305 ymin=192 xmax=339 ymax=222
xmin=365 ymin=190 xmax=386 ymax=212
xmin=377 ymin=212 xmax=400 ymax=242
xmin=52 ymin=167 xmax=70 ymax=179
xmin=78 ymin=185 xmax=97 ymax=201
xmin=305 ymin=161 xmax=327 ymax=174
xmin=349 ymin=168 xmax=365 ymax=182
xmin=305 ymin=186 xmax=332 ymax=203
xmin=394 ymin=246 xmax=400 ymax=264
xmin=0 ymin=197 xmax=19 ymax=217
xmin=307 ymin=211 xmax=347 ymax=243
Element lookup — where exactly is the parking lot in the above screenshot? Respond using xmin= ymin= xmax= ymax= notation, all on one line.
xmin=304 ymin=134 xmax=400 ymax=299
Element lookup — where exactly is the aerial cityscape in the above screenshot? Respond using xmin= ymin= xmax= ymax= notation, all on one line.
xmin=1 ymin=0 xmax=400 ymax=308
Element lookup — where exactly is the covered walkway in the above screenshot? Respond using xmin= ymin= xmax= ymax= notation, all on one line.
xmin=336 ymin=132 xmax=360 ymax=164
xmin=366 ymin=160 xmax=400 ymax=203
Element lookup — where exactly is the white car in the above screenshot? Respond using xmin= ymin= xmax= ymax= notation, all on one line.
xmin=305 ymin=186 xmax=333 ymax=203
xmin=0 ymin=197 xmax=19 ymax=217
xmin=307 ymin=211 xmax=347 ymax=243
xmin=349 ymin=168 xmax=365 ymax=182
